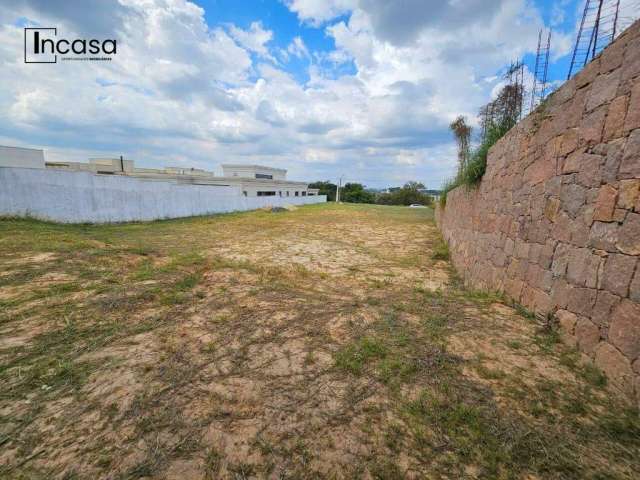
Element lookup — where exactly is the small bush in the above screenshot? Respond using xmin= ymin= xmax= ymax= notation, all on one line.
xmin=431 ymin=239 xmax=450 ymax=261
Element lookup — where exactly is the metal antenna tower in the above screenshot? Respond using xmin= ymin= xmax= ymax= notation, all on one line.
xmin=530 ymin=29 xmax=551 ymax=112
xmin=567 ymin=0 xmax=623 ymax=79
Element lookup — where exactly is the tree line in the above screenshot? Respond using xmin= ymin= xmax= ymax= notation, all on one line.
xmin=308 ymin=181 xmax=433 ymax=206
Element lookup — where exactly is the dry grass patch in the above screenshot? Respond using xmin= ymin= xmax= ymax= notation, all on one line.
xmin=0 ymin=204 xmax=638 ymax=479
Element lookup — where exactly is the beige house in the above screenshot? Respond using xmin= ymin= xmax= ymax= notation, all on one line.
xmin=44 ymin=157 xmax=319 ymax=197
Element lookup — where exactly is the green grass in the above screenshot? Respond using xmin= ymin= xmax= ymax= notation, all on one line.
xmin=403 ymin=384 xmax=585 ymax=478
xmin=474 ymin=363 xmax=507 ymax=380
xmin=334 ymin=336 xmax=388 ymax=375
xmin=506 ymin=340 xmax=523 ymax=350
xmin=580 ymin=362 xmax=608 ymax=387
xmin=431 ymin=237 xmax=450 ymax=261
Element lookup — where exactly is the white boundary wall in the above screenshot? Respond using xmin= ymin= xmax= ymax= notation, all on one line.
xmin=0 ymin=167 xmax=326 ymax=224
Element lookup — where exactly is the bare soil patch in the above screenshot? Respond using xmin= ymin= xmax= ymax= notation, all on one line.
xmin=0 ymin=204 xmax=638 ymax=479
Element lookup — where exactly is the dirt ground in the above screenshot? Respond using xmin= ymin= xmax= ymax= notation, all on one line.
xmin=0 ymin=203 xmax=638 ymax=479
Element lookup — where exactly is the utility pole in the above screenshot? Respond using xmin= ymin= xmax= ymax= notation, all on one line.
xmin=336 ymin=175 xmax=344 ymax=203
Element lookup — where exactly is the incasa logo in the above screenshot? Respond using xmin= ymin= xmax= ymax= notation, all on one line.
xmin=24 ymin=28 xmax=117 ymax=64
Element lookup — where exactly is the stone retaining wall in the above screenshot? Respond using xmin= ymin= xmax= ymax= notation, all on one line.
xmin=437 ymin=21 xmax=640 ymax=402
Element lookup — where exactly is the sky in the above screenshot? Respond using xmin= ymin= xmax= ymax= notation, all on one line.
xmin=0 ymin=0 xmax=637 ymax=188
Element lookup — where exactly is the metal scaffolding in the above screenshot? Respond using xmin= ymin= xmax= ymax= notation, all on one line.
xmin=567 ymin=0 xmax=627 ymax=79
xmin=530 ymin=29 xmax=551 ymax=112
xmin=479 ymin=60 xmax=525 ymax=141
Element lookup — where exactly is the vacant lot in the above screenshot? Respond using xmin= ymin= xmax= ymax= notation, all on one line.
xmin=0 ymin=204 xmax=638 ymax=479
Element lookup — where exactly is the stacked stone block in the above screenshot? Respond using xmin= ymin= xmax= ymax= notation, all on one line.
xmin=437 ymin=21 xmax=640 ymax=403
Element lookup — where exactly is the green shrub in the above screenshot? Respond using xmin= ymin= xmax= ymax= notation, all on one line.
xmin=439 ymin=178 xmax=457 ymax=207
xmin=431 ymin=238 xmax=450 ymax=260
xmin=440 ymin=122 xmax=511 ymax=205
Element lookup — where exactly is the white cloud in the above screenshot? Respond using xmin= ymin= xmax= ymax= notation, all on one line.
xmin=284 ymin=0 xmax=356 ymax=26
xmin=287 ymin=36 xmax=310 ymax=59
xmin=228 ymin=21 xmax=275 ymax=60
xmin=0 ymin=0 xmax=567 ymax=189
xmin=302 ymin=147 xmax=338 ymax=163
xmin=550 ymin=0 xmax=571 ymax=27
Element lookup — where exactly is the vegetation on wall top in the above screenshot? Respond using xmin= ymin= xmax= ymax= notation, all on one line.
xmin=440 ymin=80 xmax=525 ymax=207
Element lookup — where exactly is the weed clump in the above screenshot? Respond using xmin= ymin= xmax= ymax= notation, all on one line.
xmin=431 ymin=238 xmax=450 ymax=261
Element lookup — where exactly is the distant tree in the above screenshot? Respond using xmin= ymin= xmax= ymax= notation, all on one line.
xmin=308 ymin=181 xmax=337 ymax=201
xmin=376 ymin=182 xmax=432 ymax=206
xmin=403 ymin=181 xmax=425 ymax=191
xmin=341 ymin=183 xmax=376 ymax=204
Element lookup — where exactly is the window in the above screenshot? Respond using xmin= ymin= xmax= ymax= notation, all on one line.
xmin=295 ymin=191 xmax=299 ymax=196
xmin=255 ymin=173 xmax=273 ymax=179
xmin=286 ymin=191 xmax=290 ymax=196
xmin=242 ymin=191 xmax=247 ymax=197
xmin=257 ymin=191 xmax=276 ymax=196
xmin=302 ymin=192 xmax=307 ymax=196
xmin=278 ymin=191 xmax=282 ymax=196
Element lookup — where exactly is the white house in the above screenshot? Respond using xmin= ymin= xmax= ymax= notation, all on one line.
xmin=221 ymin=164 xmax=317 ymax=197
xmin=42 ymin=156 xmax=319 ymax=197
